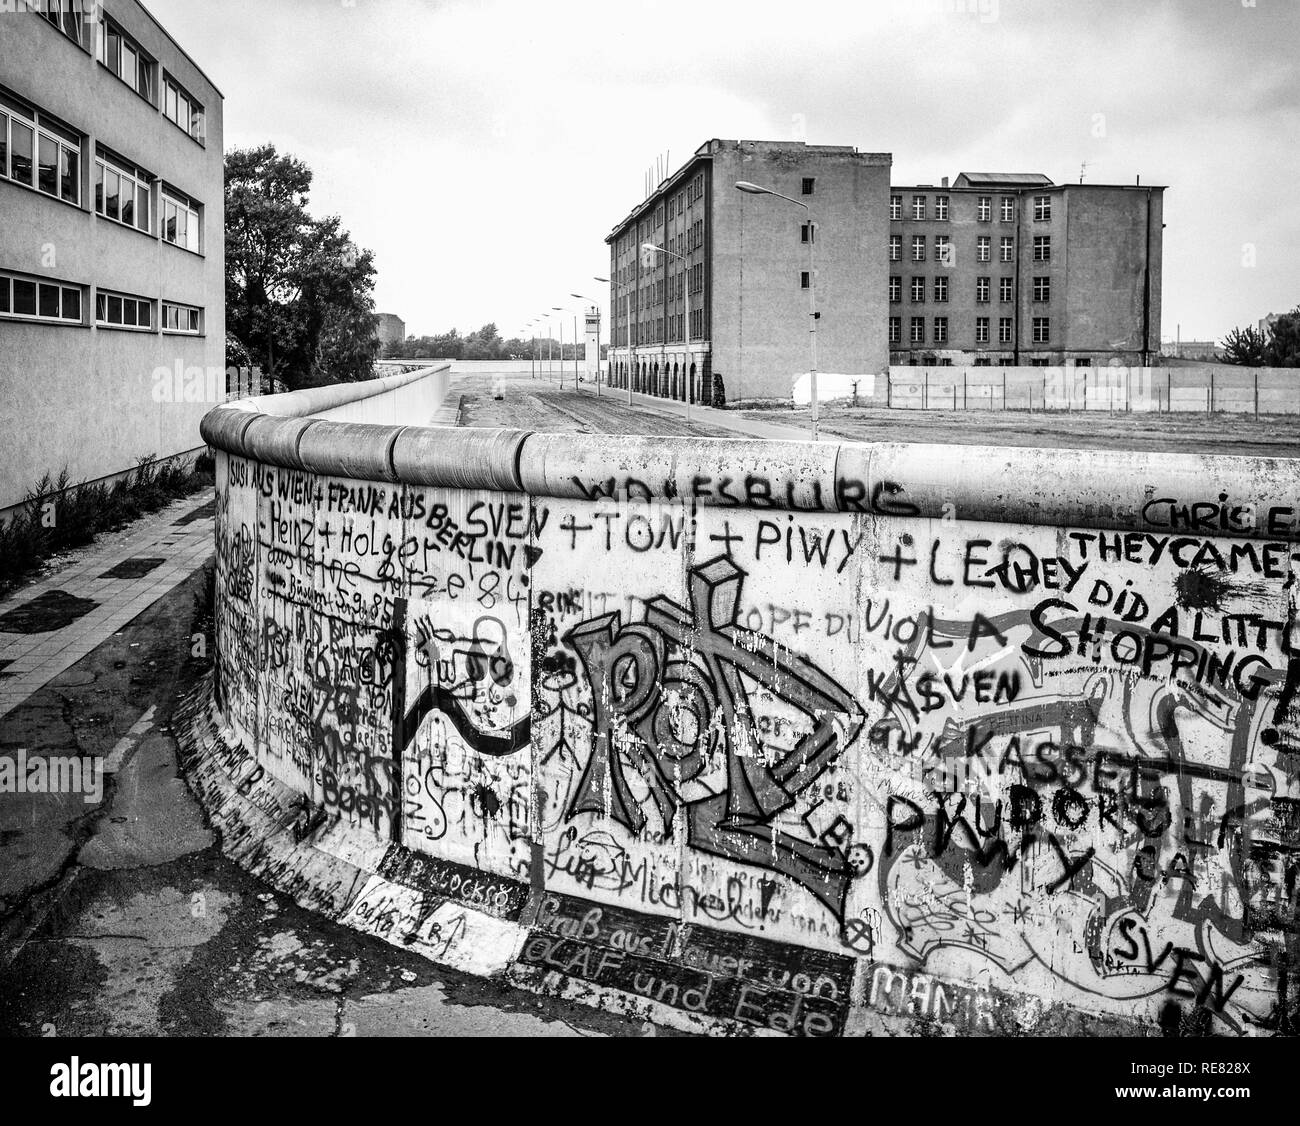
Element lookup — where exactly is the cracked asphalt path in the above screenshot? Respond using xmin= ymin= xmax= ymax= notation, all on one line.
xmin=0 ymin=564 xmax=643 ymax=1038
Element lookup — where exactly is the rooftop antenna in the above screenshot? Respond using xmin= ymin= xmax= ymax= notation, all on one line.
xmin=1079 ymin=160 xmax=1087 ymax=184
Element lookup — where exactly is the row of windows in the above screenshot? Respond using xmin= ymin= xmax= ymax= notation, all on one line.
xmin=0 ymin=270 xmax=203 ymax=333
xmin=34 ymin=4 xmax=207 ymax=144
xmin=1 ymin=95 xmax=205 ymax=251
xmin=889 ymin=232 xmax=1050 ymax=261
xmin=889 ymin=315 xmax=1051 ymax=345
xmin=890 ymin=193 xmax=1053 ymax=222
xmin=0 ymin=104 xmax=80 ymax=204
xmin=890 ymin=276 xmax=1051 ymax=303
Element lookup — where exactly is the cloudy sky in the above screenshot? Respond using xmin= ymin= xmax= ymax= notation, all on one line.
xmin=150 ymin=0 xmax=1298 ymax=343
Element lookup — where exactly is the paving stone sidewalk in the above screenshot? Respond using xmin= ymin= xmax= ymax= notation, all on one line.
xmin=0 ymin=491 xmax=216 ymax=721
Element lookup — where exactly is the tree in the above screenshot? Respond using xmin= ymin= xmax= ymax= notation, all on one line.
xmin=1221 ymin=325 xmax=1267 ymax=367
xmin=225 ymin=144 xmax=380 ymax=389
xmin=1264 ymin=307 xmax=1300 ymax=367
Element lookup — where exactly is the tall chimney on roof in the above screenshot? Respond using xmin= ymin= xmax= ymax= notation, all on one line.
xmin=942 ymin=176 xmax=949 ymax=188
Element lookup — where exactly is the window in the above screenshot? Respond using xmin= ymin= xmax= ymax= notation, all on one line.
xmin=974 ymin=357 xmax=991 ymax=367
xmin=912 ymin=235 xmax=925 ymax=262
xmin=41 ymin=0 xmax=87 ymax=47
xmin=935 ymin=195 xmax=949 ymax=221
xmin=1075 ymin=358 xmax=1093 ymax=367
xmin=912 ymin=194 xmax=926 ymax=221
xmin=1034 ymin=195 xmax=1051 ymax=221
xmin=1000 ymin=197 xmax=1015 ymax=222
xmin=977 ymin=236 xmax=991 ymax=262
xmin=163 ymin=76 xmax=205 ymax=143
xmin=934 ymin=317 xmax=948 ymax=344
xmin=1032 ymin=317 xmax=1050 ymax=344
xmin=935 ymin=235 xmax=952 ymax=267
xmin=801 ymin=222 xmax=815 ymax=243
xmin=976 ymin=276 xmax=990 ymax=303
xmin=96 ymin=289 xmax=153 ymax=330
xmin=0 ymin=100 xmax=80 ymax=205
xmin=978 ymin=196 xmax=991 ymax=222
xmin=933 ymin=276 xmax=948 ymax=303
xmin=1000 ymin=277 xmax=1014 ymax=303
xmin=889 ymin=234 xmax=901 ymax=262
xmin=801 ymin=177 xmax=815 ymax=196
xmin=889 ymin=316 xmax=901 ymax=345
xmin=1000 ymin=236 xmax=1014 ymax=262
xmin=910 ymin=277 xmax=925 ymax=303
xmin=976 ymin=316 xmax=990 ymax=344
xmin=97 ymin=18 xmax=156 ymax=101
xmin=800 ymin=271 xmax=810 ymax=290
xmin=910 ymin=317 xmax=925 ymax=344
xmin=1033 ymin=235 xmax=1051 ymax=262
xmin=1033 ymin=276 xmax=1051 ymax=302
xmin=999 ymin=317 xmax=1013 ymax=344
xmin=0 ymin=271 xmax=84 ymax=324
xmin=161 ymin=191 xmax=200 ymax=252
xmin=890 ymin=195 xmax=903 ymax=221
xmin=889 ymin=276 xmax=902 ymax=303
xmin=95 ymin=155 xmax=151 ymax=232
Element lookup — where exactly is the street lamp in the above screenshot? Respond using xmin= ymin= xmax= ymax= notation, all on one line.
xmin=594 ymin=275 xmax=632 ymax=407
xmin=553 ymin=306 xmax=580 ymax=390
xmin=524 ymin=319 xmax=538 ymax=379
xmin=735 ymin=180 xmax=820 ymax=441
xmin=641 ymin=243 xmax=692 ymax=421
xmin=572 ymin=292 xmax=604 ymax=397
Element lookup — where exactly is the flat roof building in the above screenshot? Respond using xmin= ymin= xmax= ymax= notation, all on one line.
xmin=605 ymin=139 xmax=892 ymax=405
xmin=0 ymin=0 xmax=224 ymax=514
xmin=375 ymin=312 xmax=406 ymax=352
xmin=888 ymin=174 xmax=1164 ymax=367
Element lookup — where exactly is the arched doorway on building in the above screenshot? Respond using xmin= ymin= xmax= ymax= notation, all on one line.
xmin=689 ymin=362 xmax=698 ymax=405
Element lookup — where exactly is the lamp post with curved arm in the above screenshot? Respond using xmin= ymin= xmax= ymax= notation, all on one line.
xmin=735 ymin=180 xmax=820 ymax=441
xmin=641 ymin=241 xmax=692 ymax=421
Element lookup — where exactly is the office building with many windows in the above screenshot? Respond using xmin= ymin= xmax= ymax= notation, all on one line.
xmin=605 ymin=139 xmax=891 ymax=405
xmin=0 ymin=0 xmax=224 ymax=514
xmin=887 ymin=172 xmax=1164 ymax=367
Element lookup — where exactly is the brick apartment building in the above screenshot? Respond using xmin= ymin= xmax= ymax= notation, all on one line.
xmin=605 ymin=139 xmax=892 ymax=404
xmin=887 ymin=172 xmax=1164 ymax=367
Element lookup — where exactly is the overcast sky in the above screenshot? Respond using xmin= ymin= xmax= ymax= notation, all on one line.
xmin=150 ymin=0 xmax=1298 ymax=343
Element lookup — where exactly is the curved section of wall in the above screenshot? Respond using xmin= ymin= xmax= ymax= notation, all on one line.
xmin=190 ymin=379 xmax=1300 ymax=1037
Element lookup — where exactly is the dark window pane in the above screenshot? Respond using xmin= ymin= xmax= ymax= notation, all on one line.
xmin=107 ymin=30 xmax=120 ymax=75
xmin=11 ymin=121 xmax=33 ymax=186
xmin=122 ymin=184 xmax=134 ymax=226
xmin=60 ymin=147 xmax=78 ymax=203
xmin=139 ymin=58 xmax=153 ymax=102
xmin=14 ymin=279 xmax=37 ymax=316
xmin=189 ymin=309 xmax=200 ymax=333
xmin=123 ymin=299 xmax=137 ymax=327
xmin=95 ymin=163 xmax=103 ymax=212
xmin=39 ymin=283 xmax=60 ymax=319
xmin=0 ymin=112 xmax=7 ymax=179
xmin=107 ymin=295 xmax=122 ymax=324
xmin=96 ymin=293 xmax=106 ymax=322
xmin=137 ymin=301 xmax=151 ymax=329
xmin=0 ymin=279 xmax=9 ymax=314
xmin=137 ymin=185 xmax=149 ymax=231
xmin=61 ymin=288 xmax=81 ymax=321
xmin=105 ymin=170 xmax=119 ymax=221
xmin=38 ymin=134 xmax=57 ymax=195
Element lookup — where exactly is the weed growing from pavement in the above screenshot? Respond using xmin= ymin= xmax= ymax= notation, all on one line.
xmin=0 ymin=453 xmax=215 ymax=596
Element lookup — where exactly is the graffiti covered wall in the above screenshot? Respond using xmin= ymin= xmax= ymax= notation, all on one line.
xmin=203 ymin=410 xmax=1300 ymax=1036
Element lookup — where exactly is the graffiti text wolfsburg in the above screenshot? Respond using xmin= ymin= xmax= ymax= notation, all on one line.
xmin=0 ymin=751 xmax=104 ymax=804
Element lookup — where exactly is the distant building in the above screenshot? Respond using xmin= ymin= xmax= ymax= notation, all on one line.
xmin=888 ymin=173 xmax=1164 ymax=367
xmin=1259 ymin=312 xmax=1283 ymax=338
xmin=0 ymin=1 xmax=225 ymax=515
xmin=605 ymin=139 xmax=892 ymax=404
xmin=375 ymin=312 xmax=406 ymax=351
xmin=1161 ymin=340 xmax=1223 ymax=361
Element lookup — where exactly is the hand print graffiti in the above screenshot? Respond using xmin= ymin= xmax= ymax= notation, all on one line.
xmin=561 ymin=555 xmax=868 ymax=922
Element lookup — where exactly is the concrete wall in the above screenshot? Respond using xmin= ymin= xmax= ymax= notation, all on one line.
xmin=196 ymin=384 xmax=1300 ymax=1035
xmin=0 ymin=2 xmax=225 ymax=512
xmin=885 ymin=366 xmax=1300 ymax=413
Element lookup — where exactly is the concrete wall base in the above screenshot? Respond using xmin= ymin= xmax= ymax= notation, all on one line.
xmin=175 ymin=675 xmax=1155 ymax=1038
